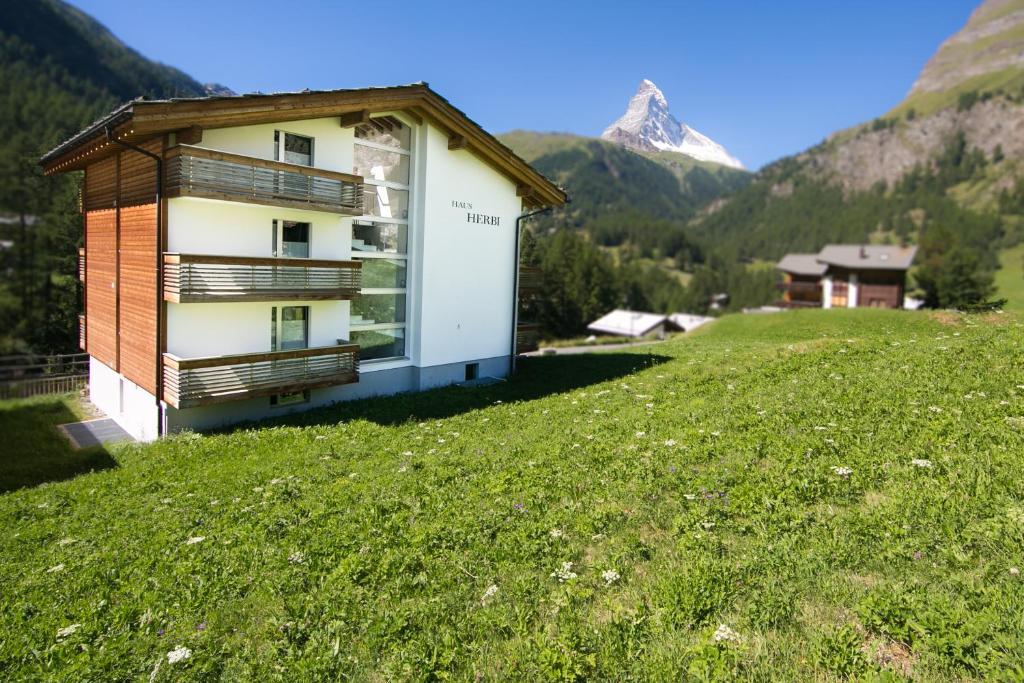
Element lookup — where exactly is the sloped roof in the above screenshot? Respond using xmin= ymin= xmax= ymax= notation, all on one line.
xmin=817 ymin=244 xmax=917 ymax=271
xmin=667 ymin=313 xmax=714 ymax=332
xmin=777 ymin=253 xmax=828 ymax=276
xmin=39 ymin=82 xmax=566 ymax=207
xmin=587 ymin=310 xmax=666 ymax=337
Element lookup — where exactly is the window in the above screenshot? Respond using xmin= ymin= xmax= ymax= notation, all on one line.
xmin=272 ymin=305 xmax=309 ymax=351
xmin=831 ymin=280 xmax=849 ymax=308
xmin=351 ymin=115 xmax=412 ymax=361
xmin=271 ymin=390 xmax=310 ymax=406
xmin=465 ymin=363 xmax=479 ymax=381
xmin=272 ymin=220 xmax=311 ymax=258
xmin=274 ymin=131 xmax=314 ymax=166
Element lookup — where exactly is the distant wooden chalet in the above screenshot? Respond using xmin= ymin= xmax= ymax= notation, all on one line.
xmin=776 ymin=245 xmax=917 ymax=309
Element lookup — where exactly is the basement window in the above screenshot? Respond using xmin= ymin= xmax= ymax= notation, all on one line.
xmin=465 ymin=363 xmax=479 ymax=381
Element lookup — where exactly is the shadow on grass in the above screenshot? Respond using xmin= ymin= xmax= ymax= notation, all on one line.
xmin=0 ymin=398 xmax=117 ymax=493
xmin=263 ymin=351 xmax=671 ymax=429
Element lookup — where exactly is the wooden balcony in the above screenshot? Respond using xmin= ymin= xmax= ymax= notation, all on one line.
xmin=779 ymin=280 xmax=823 ymax=304
xmin=163 ymin=253 xmax=361 ymax=303
xmin=164 ymin=145 xmax=364 ymax=215
xmin=78 ymin=248 xmax=85 ymax=282
xmin=516 ymin=322 xmax=540 ymax=354
xmin=78 ymin=314 xmax=86 ymax=351
xmin=162 ymin=344 xmax=359 ymax=409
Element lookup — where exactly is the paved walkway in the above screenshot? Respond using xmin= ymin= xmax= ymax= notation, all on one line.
xmin=522 ymin=339 xmax=668 ymax=356
xmin=58 ymin=418 xmax=134 ymax=450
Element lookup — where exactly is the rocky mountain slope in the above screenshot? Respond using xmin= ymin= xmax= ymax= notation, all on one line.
xmin=691 ymin=0 xmax=1024 ymax=262
xmin=601 ymin=79 xmax=744 ymax=169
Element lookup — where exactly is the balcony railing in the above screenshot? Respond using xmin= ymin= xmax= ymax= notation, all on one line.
xmin=163 ymin=253 xmax=361 ymax=303
xmin=516 ymin=322 xmax=540 ymax=354
xmin=78 ymin=248 xmax=85 ymax=283
xmin=78 ymin=314 xmax=85 ymax=351
xmin=162 ymin=344 xmax=359 ymax=409
xmin=518 ymin=265 xmax=543 ymax=295
xmin=164 ymin=145 xmax=364 ymax=215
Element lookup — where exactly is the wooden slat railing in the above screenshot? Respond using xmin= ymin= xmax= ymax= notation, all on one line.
xmin=163 ymin=253 xmax=361 ymax=303
xmin=164 ymin=145 xmax=364 ymax=215
xmin=162 ymin=344 xmax=359 ymax=408
xmin=516 ymin=322 xmax=540 ymax=354
xmin=78 ymin=248 xmax=85 ymax=282
xmin=78 ymin=314 xmax=86 ymax=351
xmin=518 ymin=265 xmax=542 ymax=294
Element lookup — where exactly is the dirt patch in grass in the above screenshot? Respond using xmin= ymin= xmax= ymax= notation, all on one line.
xmin=864 ymin=637 xmax=917 ymax=678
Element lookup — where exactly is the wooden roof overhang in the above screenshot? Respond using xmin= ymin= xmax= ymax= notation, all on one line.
xmin=40 ymin=83 xmax=566 ymax=209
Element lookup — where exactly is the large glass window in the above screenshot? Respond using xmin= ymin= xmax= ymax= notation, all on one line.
xmin=351 ymin=115 xmax=412 ymax=361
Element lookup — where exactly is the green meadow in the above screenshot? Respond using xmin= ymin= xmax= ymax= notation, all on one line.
xmin=1 ymin=309 xmax=1023 ymax=680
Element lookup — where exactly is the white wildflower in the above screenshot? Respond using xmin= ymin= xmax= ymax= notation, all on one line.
xmin=1010 ymin=567 xmax=1020 ymax=576
xmin=831 ymin=466 xmax=853 ymax=477
xmin=601 ymin=569 xmax=621 ymax=586
xmin=166 ymin=646 xmax=192 ymax=664
xmin=635 ymin=431 xmax=646 ymax=438
xmin=185 ymin=536 xmax=205 ymax=545
xmin=402 ymin=451 xmax=413 ymax=456
xmin=551 ymin=561 xmax=578 ymax=583
xmin=664 ymin=439 xmax=677 ymax=447
xmin=711 ymin=431 xmax=721 ymax=437
xmin=57 ymin=537 xmax=76 ymax=546
xmin=549 ymin=528 xmax=565 ymax=539
xmin=46 ymin=563 xmax=65 ymax=573
xmin=288 ymin=551 xmax=306 ymax=564
xmin=269 ymin=478 xmax=284 ymax=485
xmin=398 ymin=465 xmax=408 ymax=473
xmin=713 ymin=623 xmax=741 ymax=643
xmin=910 ymin=459 xmax=932 ymax=468
xmin=56 ymin=623 xmax=81 ymax=639
xmin=646 ymin=403 xmax=654 ymax=409
xmin=928 ymin=406 xmax=942 ymax=413
xmin=481 ymin=584 xmax=499 ymax=604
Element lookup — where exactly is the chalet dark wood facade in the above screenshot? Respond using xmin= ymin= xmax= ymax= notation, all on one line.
xmin=776 ymin=245 xmax=917 ymax=310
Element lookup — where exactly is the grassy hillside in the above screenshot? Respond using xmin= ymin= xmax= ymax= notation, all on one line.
xmin=995 ymin=242 xmax=1024 ymax=311
xmin=2 ymin=309 xmax=1023 ymax=679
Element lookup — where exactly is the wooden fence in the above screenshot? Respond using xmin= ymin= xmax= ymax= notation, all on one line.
xmin=0 ymin=353 xmax=89 ymax=400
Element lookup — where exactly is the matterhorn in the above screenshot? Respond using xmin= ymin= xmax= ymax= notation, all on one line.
xmin=601 ymin=79 xmax=744 ymax=169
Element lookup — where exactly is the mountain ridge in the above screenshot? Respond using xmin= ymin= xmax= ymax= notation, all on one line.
xmin=600 ymin=79 xmax=745 ymax=170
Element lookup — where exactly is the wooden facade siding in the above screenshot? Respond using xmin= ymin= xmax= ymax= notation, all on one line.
xmin=118 ymin=203 xmax=158 ymax=394
xmin=118 ymin=139 xmax=162 ymax=206
xmin=84 ymin=208 xmax=117 ymax=367
xmin=83 ymin=156 xmax=117 ymax=210
xmin=80 ymin=134 xmax=163 ymax=394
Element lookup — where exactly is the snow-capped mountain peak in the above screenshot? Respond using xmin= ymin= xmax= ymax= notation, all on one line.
xmin=601 ymin=79 xmax=744 ymax=169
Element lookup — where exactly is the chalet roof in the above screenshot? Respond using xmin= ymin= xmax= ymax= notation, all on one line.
xmin=587 ymin=310 xmax=667 ymax=338
xmin=776 ymin=253 xmax=828 ymax=276
xmin=39 ymin=82 xmax=566 ymax=208
xmin=817 ymin=244 xmax=917 ymax=271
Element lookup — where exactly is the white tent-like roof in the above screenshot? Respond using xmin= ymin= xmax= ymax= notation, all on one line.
xmin=668 ymin=313 xmax=714 ymax=332
xmin=587 ymin=310 xmax=667 ymax=337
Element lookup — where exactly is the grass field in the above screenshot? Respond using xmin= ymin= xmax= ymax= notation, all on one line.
xmin=2 ymin=309 xmax=1023 ymax=680
xmin=995 ymin=243 xmax=1024 ymax=313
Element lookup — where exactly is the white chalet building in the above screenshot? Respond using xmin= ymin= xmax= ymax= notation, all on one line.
xmin=41 ymin=84 xmax=566 ymax=440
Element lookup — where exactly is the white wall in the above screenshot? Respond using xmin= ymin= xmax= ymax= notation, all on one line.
xmin=167 ymin=300 xmax=349 ymax=359
xmin=413 ymin=123 xmax=523 ymax=368
xmin=168 ymin=198 xmax=351 ymax=260
xmin=199 ymin=118 xmax=355 ymax=174
xmin=90 ymin=358 xmax=160 ymax=441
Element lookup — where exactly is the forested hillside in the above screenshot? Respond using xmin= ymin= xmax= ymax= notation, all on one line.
xmin=0 ymin=0 xmax=210 ymax=354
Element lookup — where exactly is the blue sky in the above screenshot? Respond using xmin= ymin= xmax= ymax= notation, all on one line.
xmin=72 ymin=0 xmax=978 ymax=169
